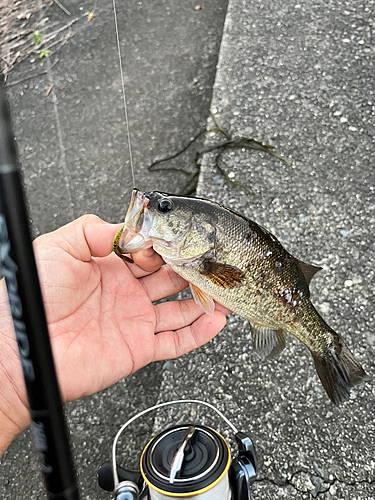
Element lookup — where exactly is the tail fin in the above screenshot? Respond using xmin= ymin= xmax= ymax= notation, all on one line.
xmin=312 ymin=340 xmax=366 ymax=405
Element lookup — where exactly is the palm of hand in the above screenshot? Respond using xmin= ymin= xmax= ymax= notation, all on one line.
xmin=33 ymin=216 xmax=227 ymax=403
xmin=0 ymin=216 xmax=228 ymax=451
xmin=38 ymin=247 xmax=156 ymax=402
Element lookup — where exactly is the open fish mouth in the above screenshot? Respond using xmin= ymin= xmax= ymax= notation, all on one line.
xmin=124 ymin=189 xmax=147 ymax=225
xmin=118 ymin=189 xmax=154 ymax=253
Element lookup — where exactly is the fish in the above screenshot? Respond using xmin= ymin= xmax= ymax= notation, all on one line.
xmin=113 ymin=189 xmax=366 ymax=405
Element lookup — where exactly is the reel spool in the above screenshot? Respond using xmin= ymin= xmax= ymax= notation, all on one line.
xmin=141 ymin=424 xmax=231 ymax=499
xmin=98 ymin=400 xmax=257 ymax=500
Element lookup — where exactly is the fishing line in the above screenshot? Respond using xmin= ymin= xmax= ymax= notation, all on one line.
xmin=112 ymin=0 xmax=136 ymax=188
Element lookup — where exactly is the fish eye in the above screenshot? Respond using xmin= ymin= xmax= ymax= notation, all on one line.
xmin=158 ymin=198 xmax=173 ymax=213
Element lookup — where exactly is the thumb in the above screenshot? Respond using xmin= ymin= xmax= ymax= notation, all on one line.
xmin=36 ymin=214 xmax=124 ymax=261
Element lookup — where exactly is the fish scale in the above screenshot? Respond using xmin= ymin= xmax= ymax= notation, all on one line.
xmin=171 ymin=209 xmax=301 ymax=328
xmin=114 ymin=189 xmax=366 ymax=405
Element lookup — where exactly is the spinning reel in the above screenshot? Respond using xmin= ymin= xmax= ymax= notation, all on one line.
xmin=98 ymin=400 xmax=257 ymax=500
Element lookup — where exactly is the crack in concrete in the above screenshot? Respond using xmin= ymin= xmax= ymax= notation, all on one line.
xmin=314 ymin=476 xmax=375 ymax=498
xmin=255 ymin=468 xmax=374 ymax=498
xmin=148 ymin=114 xmax=292 ymax=197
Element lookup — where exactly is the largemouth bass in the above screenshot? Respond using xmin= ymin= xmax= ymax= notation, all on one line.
xmin=113 ymin=189 xmax=366 ymax=405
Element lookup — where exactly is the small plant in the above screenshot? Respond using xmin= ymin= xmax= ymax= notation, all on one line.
xmin=33 ymin=30 xmax=43 ymax=45
xmin=39 ymin=49 xmax=51 ymax=58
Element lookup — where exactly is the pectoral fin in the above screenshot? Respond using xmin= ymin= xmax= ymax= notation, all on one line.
xmin=249 ymin=324 xmax=286 ymax=359
xmin=201 ymin=260 xmax=245 ymax=288
xmin=190 ymin=283 xmax=215 ymax=316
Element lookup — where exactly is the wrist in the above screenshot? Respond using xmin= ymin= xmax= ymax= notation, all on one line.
xmin=0 ymin=341 xmax=30 ymax=457
xmin=0 ymin=286 xmax=30 ymax=457
xmin=0 ymin=407 xmax=22 ymax=457
xmin=0 ymin=359 xmax=29 ymax=457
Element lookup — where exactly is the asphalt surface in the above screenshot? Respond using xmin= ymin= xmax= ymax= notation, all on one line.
xmin=0 ymin=0 xmax=228 ymax=498
xmin=1 ymin=0 xmax=374 ymax=499
xmin=159 ymin=0 xmax=374 ymax=499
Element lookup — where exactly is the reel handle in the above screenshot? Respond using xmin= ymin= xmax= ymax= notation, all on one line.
xmin=98 ymin=462 xmax=143 ymax=492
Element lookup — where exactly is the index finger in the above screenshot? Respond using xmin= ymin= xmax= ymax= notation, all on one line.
xmin=129 ymin=248 xmax=163 ymax=274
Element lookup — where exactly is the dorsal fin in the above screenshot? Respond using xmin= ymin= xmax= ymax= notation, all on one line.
xmin=292 ymin=257 xmax=322 ymax=286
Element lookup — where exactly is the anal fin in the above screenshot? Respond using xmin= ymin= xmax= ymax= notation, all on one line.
xmin=190 ymin=283 xmax=215 ymax=316
xmin=250 ymin=324 xmax=286 ymax=360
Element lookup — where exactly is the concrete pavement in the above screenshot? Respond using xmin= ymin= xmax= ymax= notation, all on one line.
xmin=159 ymin=1 xmax=374 ymax=499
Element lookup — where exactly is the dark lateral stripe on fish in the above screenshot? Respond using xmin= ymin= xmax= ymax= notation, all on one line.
xmin=201 ymin=260 xmax=245 ymax=288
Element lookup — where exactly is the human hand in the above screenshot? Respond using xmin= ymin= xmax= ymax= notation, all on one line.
xmin=0 ymin=215 xmax=228 ymax=452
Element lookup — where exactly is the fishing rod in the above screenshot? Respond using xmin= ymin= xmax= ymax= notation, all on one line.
xmin=0 ymin=77 xmax=80 ymax=499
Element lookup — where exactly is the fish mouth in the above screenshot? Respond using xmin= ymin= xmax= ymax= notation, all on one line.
xmin=125 ymin=189 xmax=147 ymax=225
xmin=118 ymin=189 xmax=153 ymax=253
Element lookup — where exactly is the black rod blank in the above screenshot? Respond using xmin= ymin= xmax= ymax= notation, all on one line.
xmin=0 ymin=78 xmax=80 ymax=499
